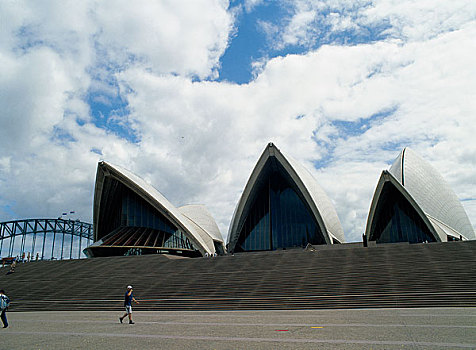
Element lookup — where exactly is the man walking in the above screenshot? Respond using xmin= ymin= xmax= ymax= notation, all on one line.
xmin=119 ymin=285 xmax=139 ymax=324
xmin=0 ymin=289 xmax=10 ymax=328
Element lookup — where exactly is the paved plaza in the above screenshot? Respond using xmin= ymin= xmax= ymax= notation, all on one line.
xmin=1 ymin=308 xmax=475 ymax=349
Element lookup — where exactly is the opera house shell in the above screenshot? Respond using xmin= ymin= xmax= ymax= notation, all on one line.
xmin=227 ymin=143 xmax=345 ymax=252
xmin=365 ymin=148 xmax=475 ymax=243
xmin=84 ymin=161 xmax=225 ymax=258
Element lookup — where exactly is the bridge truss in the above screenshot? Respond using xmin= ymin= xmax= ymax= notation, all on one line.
xmin=0 ymin=218 xmax=93 ymax=260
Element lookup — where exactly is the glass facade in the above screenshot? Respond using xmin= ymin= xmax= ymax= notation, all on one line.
xmin=97 ymin=178 xmax=197 ymax=253
xmin=371 ymin=183 xmax=436 ymax=244
xmin=121 ymin=189 xmax=176 ymax=235
xmin=235 ymin=165 xmax=326 ymax=252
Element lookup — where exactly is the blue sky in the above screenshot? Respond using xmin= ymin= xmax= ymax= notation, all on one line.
xmin=0 ymin=0 xmax=475 ymax=249
xmin=219 ymin=1 xmax=289 ymax=84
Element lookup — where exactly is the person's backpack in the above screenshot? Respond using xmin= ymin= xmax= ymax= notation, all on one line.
xmin=0 ymin=295 xmax=10 ymax=310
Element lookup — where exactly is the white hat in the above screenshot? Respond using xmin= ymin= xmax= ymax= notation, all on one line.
xmin=127 ymin=285 xmax=132 ymax=289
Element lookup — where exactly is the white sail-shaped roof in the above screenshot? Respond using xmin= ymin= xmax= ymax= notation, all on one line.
xmin=366 ymin=148 xmax=475 ymax=241
xmin=178 ymin=204 xmax=224 ymax=243
xmin=227 ymin=143 xmax=344 ymax=249
xmin=93 ymin=161 xmax=223 ymax=255
xmin=389 ymin=148 xmax=474 ymax=240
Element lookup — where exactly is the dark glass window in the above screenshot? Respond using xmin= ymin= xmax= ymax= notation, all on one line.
xmin=447 ymin=235 xmax=460 ymax=242
xmin=235 ymin=163 xmax=325 ymax=252
xmin=98 ymin=178 xmax=196 ymax=253
xmin=121 ymin=190 xmax=175 ymax=235
xmin=371 ymin=183 xmax=436 ymax=244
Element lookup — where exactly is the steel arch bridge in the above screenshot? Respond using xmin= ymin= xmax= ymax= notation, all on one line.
xmin=0 ymin=218 xmax=93 ymax=261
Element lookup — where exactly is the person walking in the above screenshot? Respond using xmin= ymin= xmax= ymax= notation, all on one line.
xmin=0 ymin=289 xmax=10 ymax=328
xmin=6 ymin=260 xmax=15 ymax=275
xmin=119 ymin=285 xmax=139 ymax=324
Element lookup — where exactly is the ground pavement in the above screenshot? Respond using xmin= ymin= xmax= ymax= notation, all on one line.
xmin=1 ymin=308 xmax=475 ymax=349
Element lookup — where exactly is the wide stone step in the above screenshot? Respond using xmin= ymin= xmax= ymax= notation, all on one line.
xmin=2 ymin=241 xmax=475 ymax=311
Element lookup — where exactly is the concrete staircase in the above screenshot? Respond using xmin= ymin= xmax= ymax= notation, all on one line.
xmin=1 ymin=240 xmax=475 ymax=311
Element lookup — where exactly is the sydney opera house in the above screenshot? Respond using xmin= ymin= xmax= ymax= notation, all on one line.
xmin=83 ymin=144 xmax=474 ymax=258
xmin=365 ymin=147 xmax=475 ymax=243
xmin=84 ymin=161 xmax=225 ymax=257
xmin=227 ymin=143 xmax=344 ymax=252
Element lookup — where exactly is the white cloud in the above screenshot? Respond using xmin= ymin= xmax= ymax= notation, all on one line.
xmin=265 ymin=0 xmax=476 ymax=49
xmin=244 ymin=0 xmax=265 ymax=13
xmin=362 ymin=0 xmax=476 ymax=41
xmin=0 ymin=47 xmax=88 ymax=154
xmin=94 ymin=0 xmax=233 ymax=78
xmin=281 ymin=8 xmax=318 ymax=48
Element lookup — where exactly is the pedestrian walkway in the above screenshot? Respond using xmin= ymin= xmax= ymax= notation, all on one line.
xmin=2 ymin=308 xmax=475 ymax=349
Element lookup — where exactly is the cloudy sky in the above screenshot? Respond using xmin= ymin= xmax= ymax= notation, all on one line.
xmin=1 ymin=0 xmax=475 ymax=243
